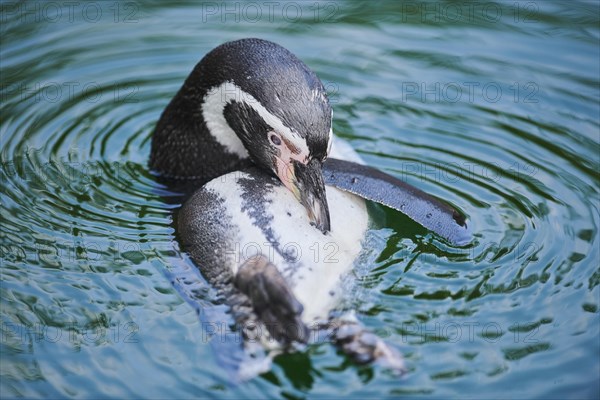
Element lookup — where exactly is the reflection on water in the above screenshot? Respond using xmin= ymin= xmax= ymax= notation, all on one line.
xmin=1 ymin=1 xmax=599 ymax=398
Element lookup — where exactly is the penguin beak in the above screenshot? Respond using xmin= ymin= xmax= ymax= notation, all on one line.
xmin=275 ymin=158 xmax=331 ymax=233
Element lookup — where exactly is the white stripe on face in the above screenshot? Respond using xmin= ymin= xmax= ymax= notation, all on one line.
xmin=202 ymin=81 xmax=309 ymax=161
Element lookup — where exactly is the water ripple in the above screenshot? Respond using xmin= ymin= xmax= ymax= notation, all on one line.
xmin=1 ymin=2 xmax=598 ymax=398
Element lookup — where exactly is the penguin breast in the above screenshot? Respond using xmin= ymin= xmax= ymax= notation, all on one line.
xmin=178 ymin=169 xmax=368 ymax=323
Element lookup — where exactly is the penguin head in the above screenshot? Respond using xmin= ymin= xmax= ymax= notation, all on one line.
xmin=189 ymin=38 xmax=333 ymax=232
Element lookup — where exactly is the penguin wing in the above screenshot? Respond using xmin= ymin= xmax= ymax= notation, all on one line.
xmin=323 ymin=158 xmax=471 ymax=246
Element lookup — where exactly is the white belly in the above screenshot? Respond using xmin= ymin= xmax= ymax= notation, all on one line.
xmin=202 ymin=171 xmax=368 ymax=323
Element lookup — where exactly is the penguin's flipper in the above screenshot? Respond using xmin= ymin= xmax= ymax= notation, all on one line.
xmin=323 ymin=158 xmax=471 ymax=246
xmin=234 ymin=255 xmax=309 ymax=345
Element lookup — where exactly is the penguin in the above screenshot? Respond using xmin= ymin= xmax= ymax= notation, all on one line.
xmin=150 ymin=38 xmax=470 ymax=377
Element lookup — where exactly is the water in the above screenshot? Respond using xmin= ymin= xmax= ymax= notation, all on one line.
xmin=1 ymin=1 xmax=599 ymax=398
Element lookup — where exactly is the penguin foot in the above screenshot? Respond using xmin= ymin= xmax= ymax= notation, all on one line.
xmin=234 ymin=255 xmax=309 ymax=345
xmin=330 ymin=318 xmax=406 ymax=375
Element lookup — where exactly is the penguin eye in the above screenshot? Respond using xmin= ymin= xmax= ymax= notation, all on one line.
xmin=270 ymin=134 xmax=282 ymax=146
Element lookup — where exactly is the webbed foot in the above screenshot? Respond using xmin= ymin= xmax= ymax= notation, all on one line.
xmin=329 ymin=317 xmax=406 ymax=374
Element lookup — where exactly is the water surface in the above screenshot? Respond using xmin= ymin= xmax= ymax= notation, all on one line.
xmin=1 ymin=1 xmax=599 ymax=398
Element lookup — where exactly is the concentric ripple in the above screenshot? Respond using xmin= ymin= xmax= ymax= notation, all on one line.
xmin=1 ymin=2 xmax=598 ymax=399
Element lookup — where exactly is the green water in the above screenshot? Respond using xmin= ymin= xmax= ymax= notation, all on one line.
xmin=1 ymin=1 xmax=599 ymax=398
